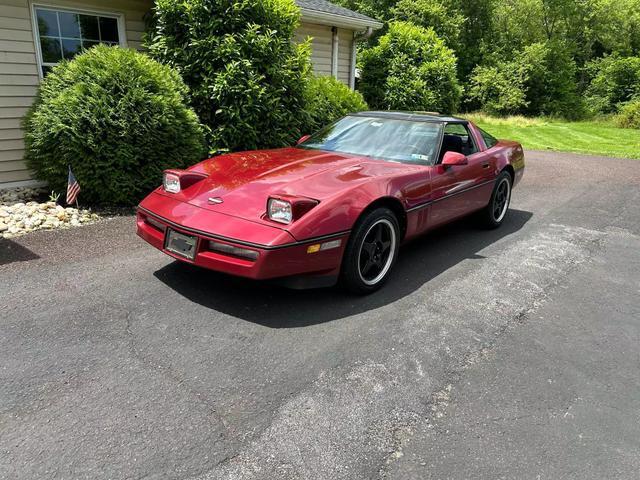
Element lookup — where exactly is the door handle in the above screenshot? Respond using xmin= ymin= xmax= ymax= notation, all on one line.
xmin=481 ymin=163 xmax=490 ymax=169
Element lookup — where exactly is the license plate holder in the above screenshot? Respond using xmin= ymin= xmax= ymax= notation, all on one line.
xmin=165 ymin=228 xmax=198 ymax=260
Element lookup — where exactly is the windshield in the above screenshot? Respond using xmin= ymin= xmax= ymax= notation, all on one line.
xmin=299 ymin=115 xmax=443 ymax=165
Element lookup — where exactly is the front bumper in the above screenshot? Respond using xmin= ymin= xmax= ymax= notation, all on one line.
xmin=136 ymin=203 xmax=348 ymax=282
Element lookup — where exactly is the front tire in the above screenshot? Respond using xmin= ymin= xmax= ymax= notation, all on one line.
xmin=480 ymin=171 xmax=512 ymax=229
xmin=341 ymin=207 xmax=400 ymax=294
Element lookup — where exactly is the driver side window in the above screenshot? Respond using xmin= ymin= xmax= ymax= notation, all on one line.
xmin=439 ymin=123 xmax=479 ymax=161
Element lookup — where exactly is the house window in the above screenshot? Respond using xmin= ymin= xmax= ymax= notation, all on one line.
xmin=34 ymin=6 xmax=123 ymax=76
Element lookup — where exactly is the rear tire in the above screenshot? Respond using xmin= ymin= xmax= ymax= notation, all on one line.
xmin=341 ymin=207 xmax=400 ymax=294
xmin=480 ymin=171 xmax=512 ymax=229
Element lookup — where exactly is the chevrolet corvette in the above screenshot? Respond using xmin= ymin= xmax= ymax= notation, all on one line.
xmin=137 ymin=111 xmax=525 ymax=293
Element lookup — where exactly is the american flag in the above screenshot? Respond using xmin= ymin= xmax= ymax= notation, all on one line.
xmin=66 ymin=166 xmax=80 ymax=205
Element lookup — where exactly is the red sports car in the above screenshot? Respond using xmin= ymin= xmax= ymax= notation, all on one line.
xmin=137 ymin=112 xmax=525 ymax=293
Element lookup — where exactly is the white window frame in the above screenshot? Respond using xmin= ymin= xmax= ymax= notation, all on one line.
xmin=30 ymin=2 xmax=128 ymax=79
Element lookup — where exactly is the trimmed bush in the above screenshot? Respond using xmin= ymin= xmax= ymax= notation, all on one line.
xmin=23 ymin=45 xmax=205 ymax=205
xmin=359 ymin=21 xmax=461 ymax=113
xmin=303 ymin=76 xmax=368 ymax=133
xmin=615 ymin=99 xmax=640 ymax=128
xmin=146 ymin=0 xmax=310 ymax=151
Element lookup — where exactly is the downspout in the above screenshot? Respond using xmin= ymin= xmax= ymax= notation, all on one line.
xmin=349 ymin=33 xmax=357 ymax=90
xmin=350 ymin=26 xmax=373 ymax=90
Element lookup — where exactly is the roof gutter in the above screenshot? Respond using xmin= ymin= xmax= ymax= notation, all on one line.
xmin=299 ymin=7 xmax=383 ymax=30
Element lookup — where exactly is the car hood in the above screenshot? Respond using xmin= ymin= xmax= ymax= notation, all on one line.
xmin=168 ymin=147 xmax=409 ymax=225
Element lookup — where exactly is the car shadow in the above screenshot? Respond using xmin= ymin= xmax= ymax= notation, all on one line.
xmin=154 ymin=209 xmax=533 ymax=327
xmin=0 ymin=238 xmax=40 ymax=266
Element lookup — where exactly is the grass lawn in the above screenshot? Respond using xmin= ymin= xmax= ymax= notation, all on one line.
xmin=466 ymin=113 xmax=640 ymax=159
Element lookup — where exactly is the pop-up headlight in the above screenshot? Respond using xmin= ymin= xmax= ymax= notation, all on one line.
xmin=163 ymin=172 xmax=181 ymax=193
xmin=162 ymin=169 xmax=208 ymax=193
xmin=266 ymin=196 xmax=319 ymax=224
xmin=267 ymin=198 xmax=293 ymax=224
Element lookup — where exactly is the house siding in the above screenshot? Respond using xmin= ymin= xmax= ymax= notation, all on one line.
xmin=295 ymin=22 xmax=353 ymax=86
xmin=0 ymin=0 xmax=151 ymax=185
xmin=337 ymin=28 xmax=353 ymax=85
xmin=295 ymin=22 xmax=333 ymax=77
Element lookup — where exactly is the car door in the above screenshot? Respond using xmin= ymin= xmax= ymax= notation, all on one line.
xmin=428 ymin=122 xmax=496 ymax=228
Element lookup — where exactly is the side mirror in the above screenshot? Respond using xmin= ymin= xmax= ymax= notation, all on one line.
xmin=296 ymin=134 xmax=310 ymax=145
xmin=441 ymin=151 xmax=467 ymax=166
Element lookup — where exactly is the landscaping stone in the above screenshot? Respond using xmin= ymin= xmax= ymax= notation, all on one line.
xmin=0 ymin=187 xmax=100 ymax=239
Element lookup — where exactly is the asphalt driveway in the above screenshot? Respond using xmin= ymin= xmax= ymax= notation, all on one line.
xmin=1 ymin=151 xmax=639 ymax=479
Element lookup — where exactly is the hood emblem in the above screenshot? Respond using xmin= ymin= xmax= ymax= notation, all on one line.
xmin=208 ymin=197 xmax=224 ymax=204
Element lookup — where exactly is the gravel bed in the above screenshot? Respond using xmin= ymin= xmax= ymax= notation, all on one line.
xmin=0 ymin=187 xmax=101 ymax=239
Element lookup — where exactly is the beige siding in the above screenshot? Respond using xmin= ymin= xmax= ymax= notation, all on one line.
xmin=0 ymin=117 xmax=22 ymax=128
xmin=337 ymin=28 xmax=353 ymax=86
xmin=295 ymin=22 xmax=354 ymax=87
xmin=0 ymin=0 xmax=151 ymax=185
xmin=295 ymin=22 xmax=333 ymax=77
xmin=0 ymin=148 xmax=24 ymax=160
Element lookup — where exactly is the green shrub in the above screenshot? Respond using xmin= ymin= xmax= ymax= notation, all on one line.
xmin=468 ymin=42 xmax=583 ymax=119
xmin=303 ymin=76 xmax=368 ymax=133
xmin=518 ymin=42 xmax=583 ymax=119
xmin=23 ymin=45 xmax=205 ymax=205
xmin=359 ymin=21 xmax=461 ymax=112
xmin=615 ymin=99 xmax=640 ymax=128
xmin=585 ymin=56 xmax=640 ymax=114
xmin=467 ymin=64 xmax=528 ymax=116
xmin=146 ymin=0 xmax=310 ymax=151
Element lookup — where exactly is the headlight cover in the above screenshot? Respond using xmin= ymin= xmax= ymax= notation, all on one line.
xmin=267 ymin=198 xmax=293 ymax=224
xmin=163 ymin=172 xmax=181 ymax=193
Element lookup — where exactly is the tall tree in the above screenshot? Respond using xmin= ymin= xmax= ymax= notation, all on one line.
xmin=448 ymin=0 xmax=495 ymax=78
xmin=391 ymin=0 xmax=465 ymax=50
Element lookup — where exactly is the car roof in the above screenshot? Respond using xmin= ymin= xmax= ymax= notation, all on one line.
xmin=351 ymin=111 xmax=468 ymax=124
